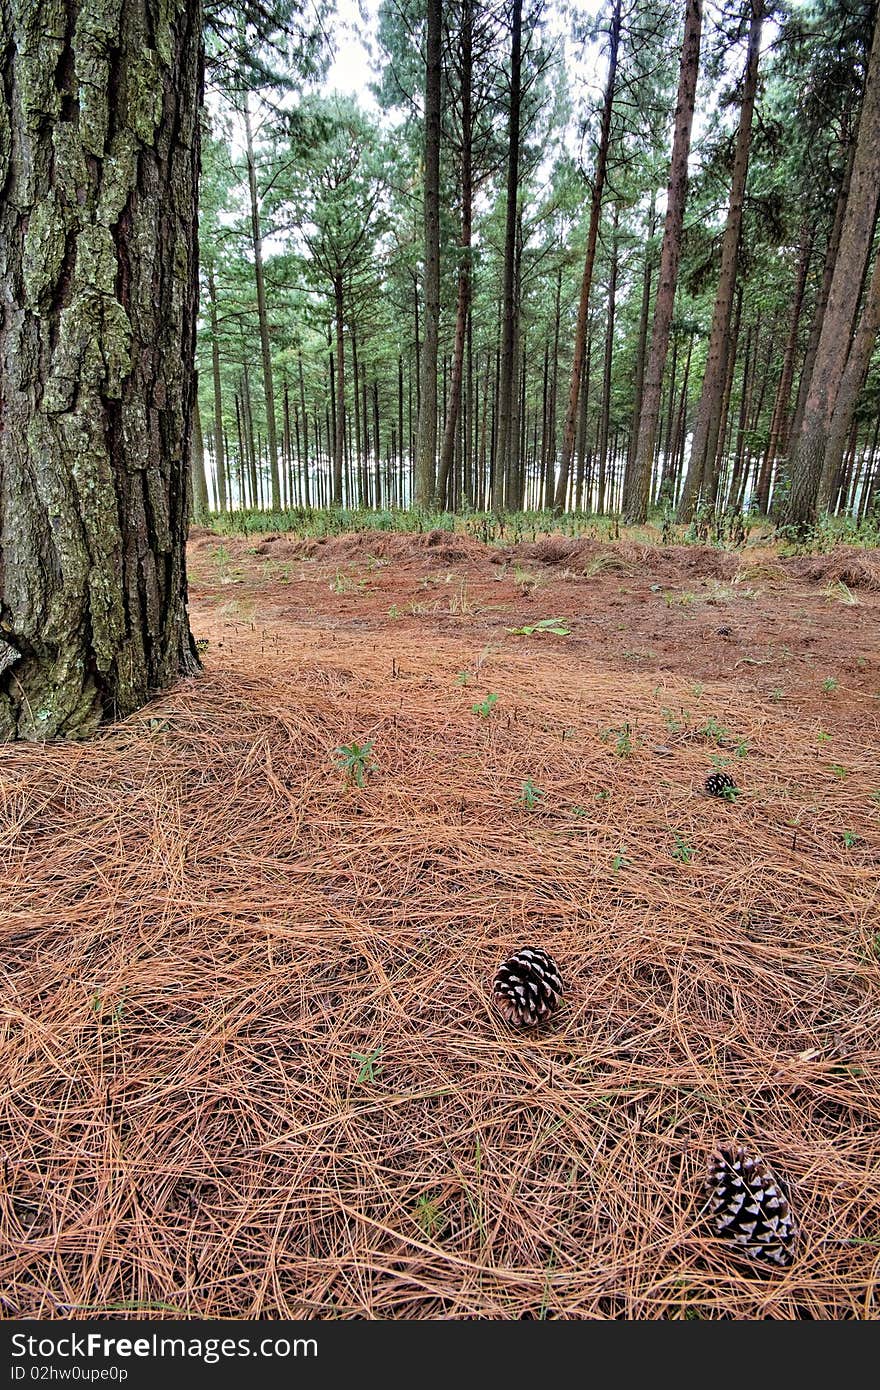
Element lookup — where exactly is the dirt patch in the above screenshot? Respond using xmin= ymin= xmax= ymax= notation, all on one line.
xmin=3 ymin=528 xmax=880 ymax=1319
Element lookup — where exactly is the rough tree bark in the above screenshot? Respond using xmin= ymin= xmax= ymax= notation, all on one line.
xmin=413 ymin=0 xmax=442 ymax=507
xmin=676 ymin=0 xmax=763 ymax=523
xmin=783 ymin=6 xmax=880 ymax=529
xmin=206 ymin=263 xmax=227 ymax=512
xmin=625 ymin=0 xmax=702 ymax=522
xmin=0 ymin=0 xmax=202 ymax=741
xmin=553 ymin=0 xmax=621 ymax=515
xmin=819 ymin=239 xmax=880 ymax=506
xmin=753 ymin=223 xmax=812 ymax=513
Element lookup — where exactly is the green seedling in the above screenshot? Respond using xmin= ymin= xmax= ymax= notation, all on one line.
xmin=472 ymin=693 xmax=499 ymax=718
xmin=612 ymin=847 xmax=629 ymax=872
xmin=351 ymin=1047 xmax=383 ymax=1085
xmin=841 ymin=830 xmax=859 ymax=849
xmin=334 ymin=739 xmax=375 ymax=788
xmin=816 ymin=729 xmax=832 ymax=744
xmin=413 ymin=1193 xmax=447 ymax=1239
xmin=520 ymin=779 xmax=544 ymax=809
xmin=600 ymin=722 xmax=633 ymax=757
xmin=831 ymin=764 xmax=848 ymax=779
xmin=456 ymin=670 xmax=472 ymax=686
xmin=821 ymin=677 xmax=839 ymax=693
xmin=671 ymin=833 xmax=695 ymax=863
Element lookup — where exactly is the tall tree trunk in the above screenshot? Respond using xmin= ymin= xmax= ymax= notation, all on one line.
xmin=0 ymin=0 xmax=201 ymax=740
xmin=414 ymin=0 xmax=442 ymax=506
xmin=626 ymin=0 xmax=702 ymax=523
xmin=676 ymin=0 xmax=763 ymax=522
xmin=819 ymin=239 xmax=880 ymax=504
xmin=207 ymin=264 xmax=228 ymax=512
xmin=755 ymin=223 xmax=812 ymax=512
xmin=784 ymin=8 xmax=880 ymax=529
xmin=543 ymin=267 xmax=563 ymax=509
xmin=436 ymin=0 xmax=473 ymax=510
xmin=492 ymin=0 xmax=523 ymax=512
xmin=553 ymin=0 xmax=621 ymax=514
xmin=622 ymin=190 xmax=658 ymax=512
xmin=191 ymin=392 xmax=209 ymax=521
xmin=332 ymin=278 xmax=345 ymax=505
xmin=298 ymin=354 xmax=311 ymax=506
xmin=243 ymin=96 xmax=280 ymax=511
xmin=597 ymin=206 xmax=620 ymax=514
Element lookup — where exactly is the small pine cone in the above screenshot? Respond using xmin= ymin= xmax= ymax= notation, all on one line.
xmin=705 ymin=1144 xmax=796 ymax=1268
xmin=493 ymin=947 xmax=563 ymax=1028
xmin=705 ymin=771 xmax=737 ymax=798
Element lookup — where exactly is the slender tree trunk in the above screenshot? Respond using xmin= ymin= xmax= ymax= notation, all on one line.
xmin=627 ymin=0 xmax=702 ymax=522
xmin=191 ymin=393 xmax=209 ymax=521
xmin=414 ymin=0 xmax=442 ymax=505
xmin=755 ymin=223 xmax=812 ymax=512
xmin=207 ymin=265 xmax=228 ymax=512
xmin=331 ymin=278 xmax=345 ymax=505
xmin=243 ymin=97 xmax=280 ymax=511
xmin=553 ymin=0 xmax=621 ymax=513
xmin=492 ymin=0 xmax=524 ymax=512
xmin=436 ymin=0 xmax=473 ymax=509
xmin=298 ymin=354 xmax=310 ymax=506
xmin=677 ymin=0 xmax=763 ymax=522
xmin=784 ymin=7 xmax=880 ymax=528
xmin=597 ymin=206 xmax=620 ymax=514
xmin=706 ymin=286 xmax=743 ymax=506
xmin=622 ymin=191 xmax=657 ymax=511
xmin=0 ymin=0 xmax=201 ymax=740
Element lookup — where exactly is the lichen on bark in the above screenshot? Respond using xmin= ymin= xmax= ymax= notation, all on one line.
xmin=0 ymin=0 xmax=203 ymax=741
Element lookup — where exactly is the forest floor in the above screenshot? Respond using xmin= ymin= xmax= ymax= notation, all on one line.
xmin=3 ymin=527 xmax=880 ymax=1319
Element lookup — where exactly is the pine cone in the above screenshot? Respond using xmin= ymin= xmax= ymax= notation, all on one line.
xmin=705 ymin=1144 xmax=796 ymax=1268
xmin=492 ymin=947 xmax=563 ymax=1028
xmin=705 ymin=771 xmax=737 ymax=798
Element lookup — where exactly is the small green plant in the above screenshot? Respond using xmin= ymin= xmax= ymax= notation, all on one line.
xmin=351 ymin=1046 xmax=383 ymax=1085
xmin=505 ymin=617 xmax=571 ymax=637
xmin=770 ymin=688 xmax=784 ymax=702
xmin=91 ymin=989 xmax=126 ymax=1024
xmin=388 ymin=604 xmax=402 ymax=619
xmin=600 ymin=722 xmax=633 ymax=757
xmin=821 ymin=677 xmax=839 ymax=693
xmin=520 ymin=779 xmax=544 ymax=809
xmin=456 ymin=670 xmax=472 ymax=686
xmin=595 ymin=789 xmax=610 ymax=802
xmin=734 ymin=739 xmax=749 ymax=758
xmin=831 ymin=764 xmax=848 ymax=779
xmin=334 ymin=739 xmax=376 ymax=788
xmin=871 ymin=790 xmax=880 ymax=807
xmin=612 ymin=847 xmax=629 ymax=872
xmin=841 ymin=830 xmax=859 ymax=849
xmin=671 ymin=833 xmax=695 ymax=864
xmin=661 ymin=707 xmax=690 ymax=734
xmin=472 ymin=693 xmax=499 ymax=718
xmin=689 ymin=683 xmax=704 ymax=699
xmin=571 ymin=805 xmax=587 ymax=818
xmin=413 ymin=1193 xmax=447 ymax=1239
xmin=816 ymin=728 xmax=832 ymax=744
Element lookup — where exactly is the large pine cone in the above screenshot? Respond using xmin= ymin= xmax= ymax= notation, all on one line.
xmin=705 ymin=1144 xmax=796 ymax=1268
xmin=705 ymin=771 xmax=738 ymax=798
xmin=492 ymin=947 xmax=563 ymax=1028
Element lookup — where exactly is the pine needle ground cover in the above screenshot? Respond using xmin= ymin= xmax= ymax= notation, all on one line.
xmin=2 ymin=531 xmax=879 ymax=1319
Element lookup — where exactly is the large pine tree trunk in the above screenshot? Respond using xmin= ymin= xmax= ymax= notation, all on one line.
xmin=413 ymin=0 xmax=442 ymax=506
xmin=625 ymin=0 xmax=702 ymax=523
xmin=754 ymin=223 xmax=812 ymax=512
xmin=818 ymin=239 xmax=880 ymax=506
xmin=0 ymin=0 xmax=201 ymax=741
xmin=553 ymin=0 xmax=621 ymax=515
xmin=676 ymin=0 xmax=763 ymax=523
xmin=784 ymin=8 xmax=880 ymax=529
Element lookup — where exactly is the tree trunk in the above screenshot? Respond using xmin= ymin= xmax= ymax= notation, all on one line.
xmin=207 ymin=264 xmax=228 ymax=512
xmin=553 ymin=0 xmax=621 ymax=514
xmin=755 ymin=223 xmax=812 ymax=512
xmin=597 ymin=206 xmax=620 ymax=514
xmin=784 ymin=7 xmax=880 ymax=529
xmin=819 ymin=239 xmax=880 ymax=504
xmin=243 ymin=97 xmax=280 ymax=511
xmin=191 ymin=393 xmax=209 ymax=522
xmin=626 ymin=0 xmax=702 ymax=522
xmin=676 ymin=0 xmax=763 ymax=522
xmin=0 ymin=0 xmax=201 ymax=740
xmin=436 ymin=0 xmax=473 ymax=510
xmin=492 ymin=0 xmax=523 ymax=512
xmin=332 ymin=278 xmax=345 ymax=504
xmin=414 ymin=0 xmax=442 ymax=506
